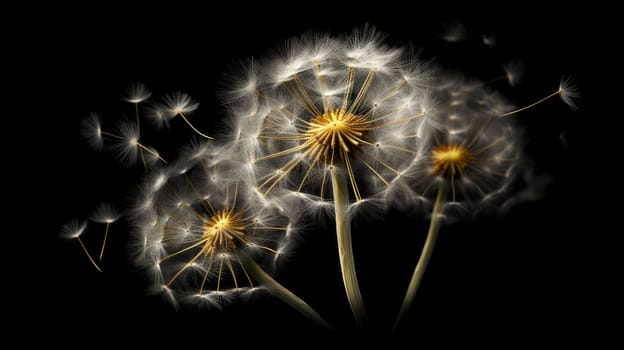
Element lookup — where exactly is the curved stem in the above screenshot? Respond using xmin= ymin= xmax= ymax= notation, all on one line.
xmin=98 ymin=222 xmax=110 ymax=261
xmin=501 ymin=89 xmax=562 ymax=117
xmin=76 ymin=237 xmax=102 ymax=272
xmin=393 ymin=183 xmax=446 ymax=331
xmin=178 ymin=113 xmax=213 ymax=139
xmin=331 ymin=167 xmax=367 ymax=327
xmin=245 ymin=259 xmax=330 ymax=328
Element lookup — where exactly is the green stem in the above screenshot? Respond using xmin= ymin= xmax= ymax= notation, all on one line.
xmin=245 ymin=259 xmax=330 ymax=328
xmin=330 ymin=167 xmax=367 ymax=327
xmin=393 ymin=183 xmax=446 ymax=331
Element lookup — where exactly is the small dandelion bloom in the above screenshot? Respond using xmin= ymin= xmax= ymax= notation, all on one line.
xmin=133 ymin=145 xmax=293 ymax=308
xmin=405 ymin=76 xmax=523 ymax=212
xmin=481 ymin=34 xmax=497 ymax=47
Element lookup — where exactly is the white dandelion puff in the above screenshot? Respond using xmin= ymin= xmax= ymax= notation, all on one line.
xmin=59 ymin=219 xmax=88 ymax=240
xmin=109 ymin=121 xmax=142 ymax=166
xmin=123 ymin=82 xmax=152 ymax=104
xmin=559 ymin=75 xmax=581 ymax=111
xmin=162 ymin=92 xmax=212 ymax=139
xmin=144 ymin=103 xmax=170 ymax=129
xmin=91 ymin=203 xmax=120 ymax=223
xmin=81 ymin=112 xmax=104 ymax=150
xmin=163 ymin=92 xmax=199 ymax=117
xmin=60 ymin=219 xmax=102 ymax=272
xmin=405 ymin=77 xmax=523 ymax=209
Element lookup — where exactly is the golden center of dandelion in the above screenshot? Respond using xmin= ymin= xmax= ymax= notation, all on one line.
xmin=201 ymin=209 xmax=248 ymax=254
xmin=431 ymin=144 xmax=473 ymax=177
xmin=305 ymin=109 xmax=369 ymax=162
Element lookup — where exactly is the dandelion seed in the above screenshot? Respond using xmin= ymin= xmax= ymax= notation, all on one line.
xmin=163 ymin=92 xmax=212 ymax=139
xmin=502 ymin=75 xmax=581 ymax=116
xmin=60 ymin=219 xmax=102 ymax=272
xmin=91 ymin=203 xmax=121 ymax=261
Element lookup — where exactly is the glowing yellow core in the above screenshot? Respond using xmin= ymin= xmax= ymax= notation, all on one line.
xmin=201 ymin=210 xmax=247 ymax=254
xmin=305 ymin=109 xmax=369 ymax=161
xmin=431 ymin=144 xmax=473 ymax=176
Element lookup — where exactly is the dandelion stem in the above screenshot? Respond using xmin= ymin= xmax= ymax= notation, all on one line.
xmin=501 ymin=89 xmax=562 ymax=116
xmin=76 ymin=237 xmax=103 ymax=272
xmin=135 ymin=103 xmax=148 ymax=168
xmin=331 ymin=167 xmax=367 ymax=327
xmin=245 ymin=259 xmax=330 ymax=328
xmin=98 ymin=222 xmax=110 ymax=261
xmin=178 ymin=112 xmax=213 ymax=139
xmin=393 ymin=183 xmax=446 ymax=331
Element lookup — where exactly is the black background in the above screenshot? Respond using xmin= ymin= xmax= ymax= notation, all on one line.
xmin=22 ymin=3 xmax=609 ymax=347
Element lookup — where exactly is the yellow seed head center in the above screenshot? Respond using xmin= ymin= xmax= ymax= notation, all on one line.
xmin=305 ymin=109 xmax=369 ymax=162
xmin=201 ymin=209 xmax=247 ymax=254
xmin=431 ymin=144 xmax=473 ymax=177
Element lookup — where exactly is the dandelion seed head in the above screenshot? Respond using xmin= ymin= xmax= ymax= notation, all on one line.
xmin=230 ymin=26 xmax=433 ymax=207
xmin=132 ymin=144 xmax=292 ymax=306
xmin=402 ymin=73 xmax=524 ymax=213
